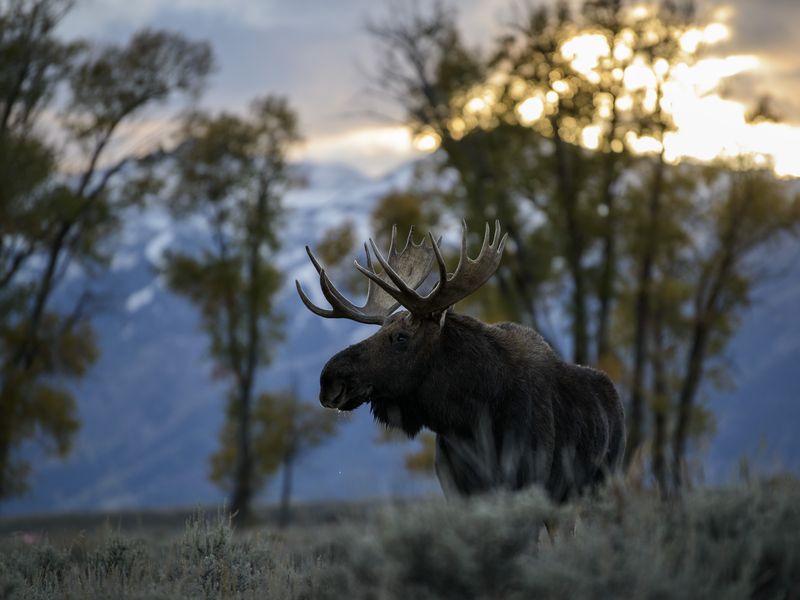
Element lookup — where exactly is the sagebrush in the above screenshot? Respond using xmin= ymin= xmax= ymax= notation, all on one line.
xmin=2 ymin=478 xmax=799 ymax=599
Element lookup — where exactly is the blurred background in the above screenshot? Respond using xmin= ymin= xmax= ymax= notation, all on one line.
xmin=1 ymin=0 xmax=799 ymax=521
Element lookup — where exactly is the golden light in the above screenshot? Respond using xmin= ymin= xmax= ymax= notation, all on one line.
xmin=613 ymin=42 xmax=633 ymax=63
xmin=509 ymin=78 xmax=529 ymax=100
xmin=703 ymin=23 xmax=730 ymax=44
xmin=643 ymin=88 xmax=658 ymax=113
xmin=413 ymin=130 xmax=441 ymax=153
xmin=430 ymin=10 xmax=800 ymax=179
xmin=679 ymin=28 xmax=703 ymax=54
xmin=561 ymin=33 xmax=610 ymax=77
xmin=465 ymin=96 xmax=488 ymax=114
xmin=448 ymin=117 xmax=467 ymax=140
xmin=552 ymin=80 xmax=570 ymax=95
xmin=671 ymin=55 xmax=759 ymax=95
xmin=628 ymin=4 xmax=653 ymax=21
xmin=517 ymin=96 xmax=545 ymax=124
xmin=615 ymin=94 xmax=633 ymax=111
xmin=626 ymin=132 xmax=663 ymax=155
xmin=712 ymin=6 xmax=734 ymax=23
xmin=653 ymin=58 xmax=669 ymax=78
xmin=581 ymin=124 xmax=602 ymax=150
xmin=623 ymin=59 xmax=657 ymax=90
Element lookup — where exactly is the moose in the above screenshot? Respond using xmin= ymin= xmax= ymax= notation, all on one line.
xmin=296 ymin=222 xmax=625 ymax=501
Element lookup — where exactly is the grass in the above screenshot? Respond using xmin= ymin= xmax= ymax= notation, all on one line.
xmin=1 ymin=477 xmax=799 ymax=599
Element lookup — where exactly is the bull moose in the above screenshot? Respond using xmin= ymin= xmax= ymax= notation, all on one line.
xmin=296 ymin=222 xmax=625 ymax=501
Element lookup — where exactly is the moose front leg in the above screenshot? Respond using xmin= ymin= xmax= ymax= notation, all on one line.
xmin=434 ymin=433 xmax=505 ymax=497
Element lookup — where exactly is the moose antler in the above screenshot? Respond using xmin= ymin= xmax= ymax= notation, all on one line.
xmin=354 ymin=220 xmax=507 ymax=317
xmin=296 ymin=226 xmax=438 ymax=325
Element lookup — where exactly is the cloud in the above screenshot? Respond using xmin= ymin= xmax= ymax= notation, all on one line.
xmin=293 ymin=125 xmax=422 ymax=177
xmin=59 ymin=0 xmax=278 ymax=37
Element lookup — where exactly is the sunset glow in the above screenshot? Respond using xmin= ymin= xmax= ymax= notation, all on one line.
xmin=285 ymin=4 xmax=800 ymax=179
xmin=390 ymin=5 xmax=800 ymax=179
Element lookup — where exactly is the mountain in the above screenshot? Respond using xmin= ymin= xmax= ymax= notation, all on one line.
xmin=3 ymin=162 xmax=799 ymax=515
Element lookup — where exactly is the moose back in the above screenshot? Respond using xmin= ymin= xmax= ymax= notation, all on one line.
xmin=297 ymin=222 xmax=625 ymax=501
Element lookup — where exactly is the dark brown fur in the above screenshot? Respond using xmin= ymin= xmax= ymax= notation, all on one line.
xmin=319 ymin=311 xmax=625 ymax=501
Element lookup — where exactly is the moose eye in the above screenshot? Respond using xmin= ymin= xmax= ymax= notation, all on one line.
xmin=392 ymin=332 xmax=409 ymax=346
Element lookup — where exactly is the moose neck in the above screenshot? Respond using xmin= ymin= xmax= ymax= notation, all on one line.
xmin=370 ymin=313 xmax=514 ymax=438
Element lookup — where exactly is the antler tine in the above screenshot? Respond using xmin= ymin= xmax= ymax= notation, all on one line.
xmin=362 ymin=241 xmax=380 ymax=276
xmin=475 ymin=222 xmax=491 ymax=262
xmin=453 ymin=220 xmax=468 ymax=277
xmin=491 ymin=219 xmax=501 ymax=249
xmin=428 ymin=231 xmax=449 ymax=286
xmin=305 ymin=246 xmax=324 ymax=274
xmin=296 ymin=280 xmax=335 ymax=318
xmin=498 ymin=230 xmax=508 ymax=254
xmin=368 ymin=238 xmax=418 ymax=295
xmin=403 ymin=225 xmax=415 ymax=254
xmin=298 ymin=225 xmax=440 ymax=325
xmin=297 ymin=245 xmax=388 ymax=325
xmin=319 ymin=270 xmax=362 ymax=314
xmin=387 ymin=224 xmax=398 ymax=257
xmin=353 ymin=259 xmax=403 ymax=299
xmin=376 ymin=221 xmax=507 ymax=317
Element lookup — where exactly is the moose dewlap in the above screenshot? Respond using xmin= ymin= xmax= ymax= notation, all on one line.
xmin=297 ymin=221 xmax=625 ymax=501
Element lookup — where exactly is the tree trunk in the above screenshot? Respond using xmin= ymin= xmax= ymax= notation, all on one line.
xmin=595 ymin=196 xmax=617 ymax=364
xmin=553 ymin=131 xmax=589 ymax=364
xmin=0 ymin=436 xmax=9 ymax=502
xmin=650 ymin=302 xmax=668 ymax=498
xmin=595 ymin=112 xmax=621 ymax=364
xmin=671 ymin=318 xmax=709 ymax=491
xmin=625 ymin=152 xmax=665 ymax=467
xmin=230 ymin=378 xmax=254 ymax=525
xmin=502 ymin=220 xmax=543 ymax=328
xmin=278 ymin=452 xmax=294 ymax=528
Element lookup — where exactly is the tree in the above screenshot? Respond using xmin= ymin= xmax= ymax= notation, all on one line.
xmin=668 ymin=165 xmax=800 ymax=490
xmin=163 ymin=96 xmax=300 ymax=524
xmin=210 ymin=389 xmax=338 ymax=527
xmin=0 ymin=0 xmax=212 ymax=500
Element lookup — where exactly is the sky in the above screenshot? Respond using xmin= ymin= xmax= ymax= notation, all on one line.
xmin=58 ymin=0 xmax=800 ymax=177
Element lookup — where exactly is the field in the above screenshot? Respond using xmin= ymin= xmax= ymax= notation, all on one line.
xmin=1 ymin=478 xmax=799 ymax=599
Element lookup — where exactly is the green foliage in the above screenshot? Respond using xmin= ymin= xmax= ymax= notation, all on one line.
xmin=66 ymin=29 xmax=212 ymax=140
xmin=315 ymin=220 xmax=357 ymax=267
xmin=371 ymin=190 xmax=434 ymax=247
xmin=2 ymin=479 xmax=799 ymax=598
xmin=404 ymin=431 xmax=437 ymax=477
xmin=165 ymin=253 xmax=284 ymax=377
